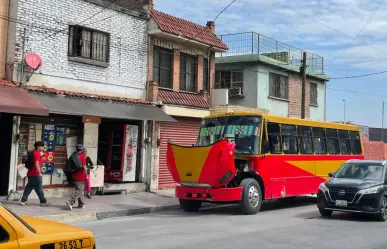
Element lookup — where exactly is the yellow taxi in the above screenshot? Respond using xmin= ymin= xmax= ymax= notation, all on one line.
xmin=0 ymin=203 xmax=95 ymax=249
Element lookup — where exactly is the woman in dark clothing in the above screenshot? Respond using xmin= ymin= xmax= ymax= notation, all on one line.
xmin=83 ymin=148 xmax=94 ymax=199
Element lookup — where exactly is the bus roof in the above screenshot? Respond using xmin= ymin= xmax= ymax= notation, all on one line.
xmin=204 ymin=112 xmax=360 ymax=131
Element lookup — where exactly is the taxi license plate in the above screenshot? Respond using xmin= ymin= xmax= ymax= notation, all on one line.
xmin=336 ymin=200 xmax=347 ymax=207
xmin=54 ymin=239 xmax=91 ymax=249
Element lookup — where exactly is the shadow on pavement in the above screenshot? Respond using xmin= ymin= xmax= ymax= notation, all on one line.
xmin=163 ymin=196 xmax=317 ymax=216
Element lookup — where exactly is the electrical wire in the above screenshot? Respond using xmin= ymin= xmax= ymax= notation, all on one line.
xmin=272 ymin=0 xmax=387 ymax=56
xmin=327 ymin=87 xmax=387 ymax=99
xmin=332 ymin=0 xmax=385 ymax=61
xmin=329 ymin=70 xmax=387 ymax=79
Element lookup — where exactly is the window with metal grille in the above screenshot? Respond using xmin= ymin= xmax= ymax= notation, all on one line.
xmin=269 ymin=72 xmax=288 ymax=99
xmin=180 ymin=53 xmax=197 ymax=92
xmin=214 ymin=70 xmax=243 ymax=96
xmin=68 ymin=26 xmax=110 ymax=63
xmin=153 ymin=46 xmax=173 ymax=88
xmin=310 ymin=82 xmax=318 ymax=105
xmin=203 ymin=58 xmax=210 ymax=92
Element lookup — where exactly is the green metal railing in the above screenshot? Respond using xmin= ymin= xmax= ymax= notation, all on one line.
xmin=217 ymin=32 xmax=324 ymax=74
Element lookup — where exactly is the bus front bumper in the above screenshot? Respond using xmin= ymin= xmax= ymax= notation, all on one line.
xmin=176 ymin=185 xmax=243 ymax=202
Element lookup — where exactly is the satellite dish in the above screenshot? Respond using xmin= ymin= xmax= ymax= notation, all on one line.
xmin=25 ymin=52 xmax=43 ymax=70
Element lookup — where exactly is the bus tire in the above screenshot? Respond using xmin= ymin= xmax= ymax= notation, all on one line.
xmin=179 ymin=199 xmax=202 ymax=212
xmin=239 ymin=178 xmax=262 ymax=215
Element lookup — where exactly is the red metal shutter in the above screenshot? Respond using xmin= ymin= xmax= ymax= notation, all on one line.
xmin=158 ymin=117 xmax=202 ymax=189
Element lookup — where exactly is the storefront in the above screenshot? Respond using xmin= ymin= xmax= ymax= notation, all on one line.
xmin=10 ymin=90 xmax=175 ymax=196
xmin=0 ymin=84 xmax=48 ymax=196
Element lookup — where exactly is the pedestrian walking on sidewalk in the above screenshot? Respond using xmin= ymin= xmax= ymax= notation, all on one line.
xmin=20 ymin=141 xmax=49 ymax=206
xmin=83 ymin=148 xmax=94 ymax=199
xmin=66 ymin=144 xmax=88 ymax=211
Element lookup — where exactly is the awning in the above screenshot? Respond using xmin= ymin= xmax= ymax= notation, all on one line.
xmin=30 ymin=93 xmax=176 ymax=122
xmin=0 ymin=86 xmax=49 ymax=116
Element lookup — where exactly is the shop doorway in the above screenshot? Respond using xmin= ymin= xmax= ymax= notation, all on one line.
xmin=0 ymin=114 xmax=13 ymax=195
xmin=98 ymin=119 xmax=142 ymax=183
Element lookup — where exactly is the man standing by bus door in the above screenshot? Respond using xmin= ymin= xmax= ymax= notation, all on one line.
xmin=66 ymin=144 xmax=88 ymax=210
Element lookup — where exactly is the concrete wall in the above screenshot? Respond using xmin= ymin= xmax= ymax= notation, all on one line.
xmin=10 ymin=0 xmax=148 ymax=99
xmin=215 ymin=62 xmax=326 ymax=120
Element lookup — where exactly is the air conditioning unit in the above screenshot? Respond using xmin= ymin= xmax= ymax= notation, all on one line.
xmin=233 ymin=87 xmax=243 ymax=97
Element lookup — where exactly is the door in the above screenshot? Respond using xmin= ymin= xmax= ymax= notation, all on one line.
xmin=0 ymin=114 xmax=13 ymax=196
xmin=158 ymin=117 xmax=201 ymax=189
xmin=122 ymin=124 xmax=139 ymax=182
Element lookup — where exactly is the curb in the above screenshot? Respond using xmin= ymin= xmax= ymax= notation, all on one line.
xmin=37 ymin=204 xmax=181 ymax=223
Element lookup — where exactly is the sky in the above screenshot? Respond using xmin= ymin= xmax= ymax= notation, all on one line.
xmin=154 ymin=0 xmax=387 ymax=128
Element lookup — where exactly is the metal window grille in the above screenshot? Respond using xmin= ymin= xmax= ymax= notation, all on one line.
xmin=68 ymin=26 xmax=110 ymax=63
xmin=153 ymin=46 xmax=173 ymax=88
xmin=310 ymin=82 xmax=318 ymax=105
xmin=269 ymin=72 xmax=288 ymax=99
xmin=180 ymin=53 xmax=197 ymax=92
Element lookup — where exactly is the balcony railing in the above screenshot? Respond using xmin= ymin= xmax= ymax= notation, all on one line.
xmin=217 ymin=32 xmax=324 ymax=74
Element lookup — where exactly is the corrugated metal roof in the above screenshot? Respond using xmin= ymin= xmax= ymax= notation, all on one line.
xmin=150 ymin=10 xmax=228 ymax=50
xmin=158 ymin=89 xmax=209 ymax=109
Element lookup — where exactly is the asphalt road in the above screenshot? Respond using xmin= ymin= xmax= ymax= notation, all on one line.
xmin=76 ymin=197 xmax=387 ymax=249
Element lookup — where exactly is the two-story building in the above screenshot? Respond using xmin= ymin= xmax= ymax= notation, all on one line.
xmin=144 ymin=7 xmax=228 ymax=189
xmin=0 ymin=0 xmax=174 ymax=199
xmin=213 ymin=32 xmax=329 ymax=120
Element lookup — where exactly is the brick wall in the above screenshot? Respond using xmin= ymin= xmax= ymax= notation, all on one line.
xmin=288 ymin=73 xmax=311 ymax=118
xmin=12 ymin=0 xmax=148 ymax=97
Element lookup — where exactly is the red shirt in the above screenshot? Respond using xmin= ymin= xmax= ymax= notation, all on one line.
xmin=27 ymin=151 xmax=42 ymax=177
xmin=72 ymin=153 xmax=87 ymax=181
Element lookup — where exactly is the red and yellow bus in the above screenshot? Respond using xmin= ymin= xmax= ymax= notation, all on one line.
xmin=167 ymin=112 xmax=364 ymax=214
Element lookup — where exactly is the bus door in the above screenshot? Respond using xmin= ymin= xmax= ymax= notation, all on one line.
xmin=266 ymin=122 xmax=286 ymax=199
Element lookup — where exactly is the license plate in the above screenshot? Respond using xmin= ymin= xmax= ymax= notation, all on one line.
xmin=335 ymin=200 xmax=347 ymax=207
xmin=55 ymin=239 xmax=91 ymax=249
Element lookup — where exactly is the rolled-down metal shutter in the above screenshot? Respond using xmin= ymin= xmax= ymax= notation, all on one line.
xmin=158 ymin=117 xmax=202 ymax=189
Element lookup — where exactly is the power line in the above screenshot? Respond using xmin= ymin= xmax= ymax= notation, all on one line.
xmin=324 ymin=57 xmax=387 ymax=67
xmin=327 ymin=87 xmax=387 ymax=98
xmin=330 ymin=70 xmax=387 ymax=79
xmin=332 ymin=0 xmax=385 ymax=61
xmin=272 ymin=0 xmax=387 ymax=56
xmin=54 ymin=0 xmax=120 ymax=34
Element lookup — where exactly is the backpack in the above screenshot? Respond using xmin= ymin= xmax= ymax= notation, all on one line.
xmin=24 ymin=151 xmax=35 ymax=169
xmin=66 ymin=152 xmax=83 ymax=172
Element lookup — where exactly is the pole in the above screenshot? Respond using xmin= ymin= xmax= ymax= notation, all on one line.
xmin=301 ymin=52 xmax=307 ymax=119
xmin=382 ymin=102 xmax=384 ymax=160
xmin=20 ymin=28 xmax=26 ymax=86
xmin=343 ymin=99 xmax=346 ymax=123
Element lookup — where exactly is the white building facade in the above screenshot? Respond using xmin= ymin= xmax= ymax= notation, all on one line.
xmin=2 ymin=0 xmax=173 ymax=198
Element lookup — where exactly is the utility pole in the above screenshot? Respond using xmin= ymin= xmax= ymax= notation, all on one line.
xmin=343 ymin=99 xmax=346 ymax=123
xmin=20 ymin=28 xmax=26 ymax=86
xmin=300 ymin=52 xmax=307 ymax=119
xmin=382 ymin=102 xmax=385 ymax=160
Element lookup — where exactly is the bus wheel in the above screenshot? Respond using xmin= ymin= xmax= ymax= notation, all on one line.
xmin=239 ymin=178 xmax=262 ymax=215
xmin=179 ymin=199 xmax=202 ymax=212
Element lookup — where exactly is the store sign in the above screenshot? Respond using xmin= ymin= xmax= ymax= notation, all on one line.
xmin=41 ymin=124 xmax=56 ymax=174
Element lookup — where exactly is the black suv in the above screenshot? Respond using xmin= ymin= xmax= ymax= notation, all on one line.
xmin=317 ymin=160 xmax=387 ymax=221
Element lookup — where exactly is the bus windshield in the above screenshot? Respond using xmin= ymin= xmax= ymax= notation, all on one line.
xmin=197 ymin=116 xmax=261 ymax=154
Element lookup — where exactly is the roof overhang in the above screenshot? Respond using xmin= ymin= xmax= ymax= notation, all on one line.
xmin=0 ymin=86 xmax=49 ymax=116
xmin=30 ymin=93 xmax=176 ymax=122
xmin=149 ymin=28 xmax=227 ymax=53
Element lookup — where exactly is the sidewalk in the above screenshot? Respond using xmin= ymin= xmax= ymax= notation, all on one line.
xmin=1 ymin=191 xmax=179 ymax=223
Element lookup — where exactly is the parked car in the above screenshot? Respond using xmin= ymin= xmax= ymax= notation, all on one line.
xmin=0 ymin=202 xmax=95 ymax=248
xmin=317 ymin=160 xmax=387 ymax=221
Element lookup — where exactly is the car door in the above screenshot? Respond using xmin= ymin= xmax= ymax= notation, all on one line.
xmin=0 ymin=215 xmax=19 ymax=249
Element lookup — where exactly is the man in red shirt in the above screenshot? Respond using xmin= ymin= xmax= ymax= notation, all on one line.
xmin=66 ymin=144 xmax=88 ymax=210
xmin=21 ymin=141 xmax=49 ymax=206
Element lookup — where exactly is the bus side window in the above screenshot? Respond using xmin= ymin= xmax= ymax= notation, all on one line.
xmin=312 ymin=127 xmax=327 ymax=154
xmin=338 ymin=130 xmax=351 ymax=155
xmin=268 ymin=123 xmax=282 ymax=154
xmin=350 ymin=131 xmax=362 ymax=155
xmin=298 ymin=126 xmax=313 ymax=154
xmin=326 ymin=129 xmax=340 ymax=154
xmin=281 ymin=124 xmax=298 ymax=154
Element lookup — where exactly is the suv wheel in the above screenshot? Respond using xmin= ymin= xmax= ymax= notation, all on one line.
xmin=377 ymin=196 xmax=387 ymax=221
xmin=319 ymin=208 xmax=333 ymax=217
